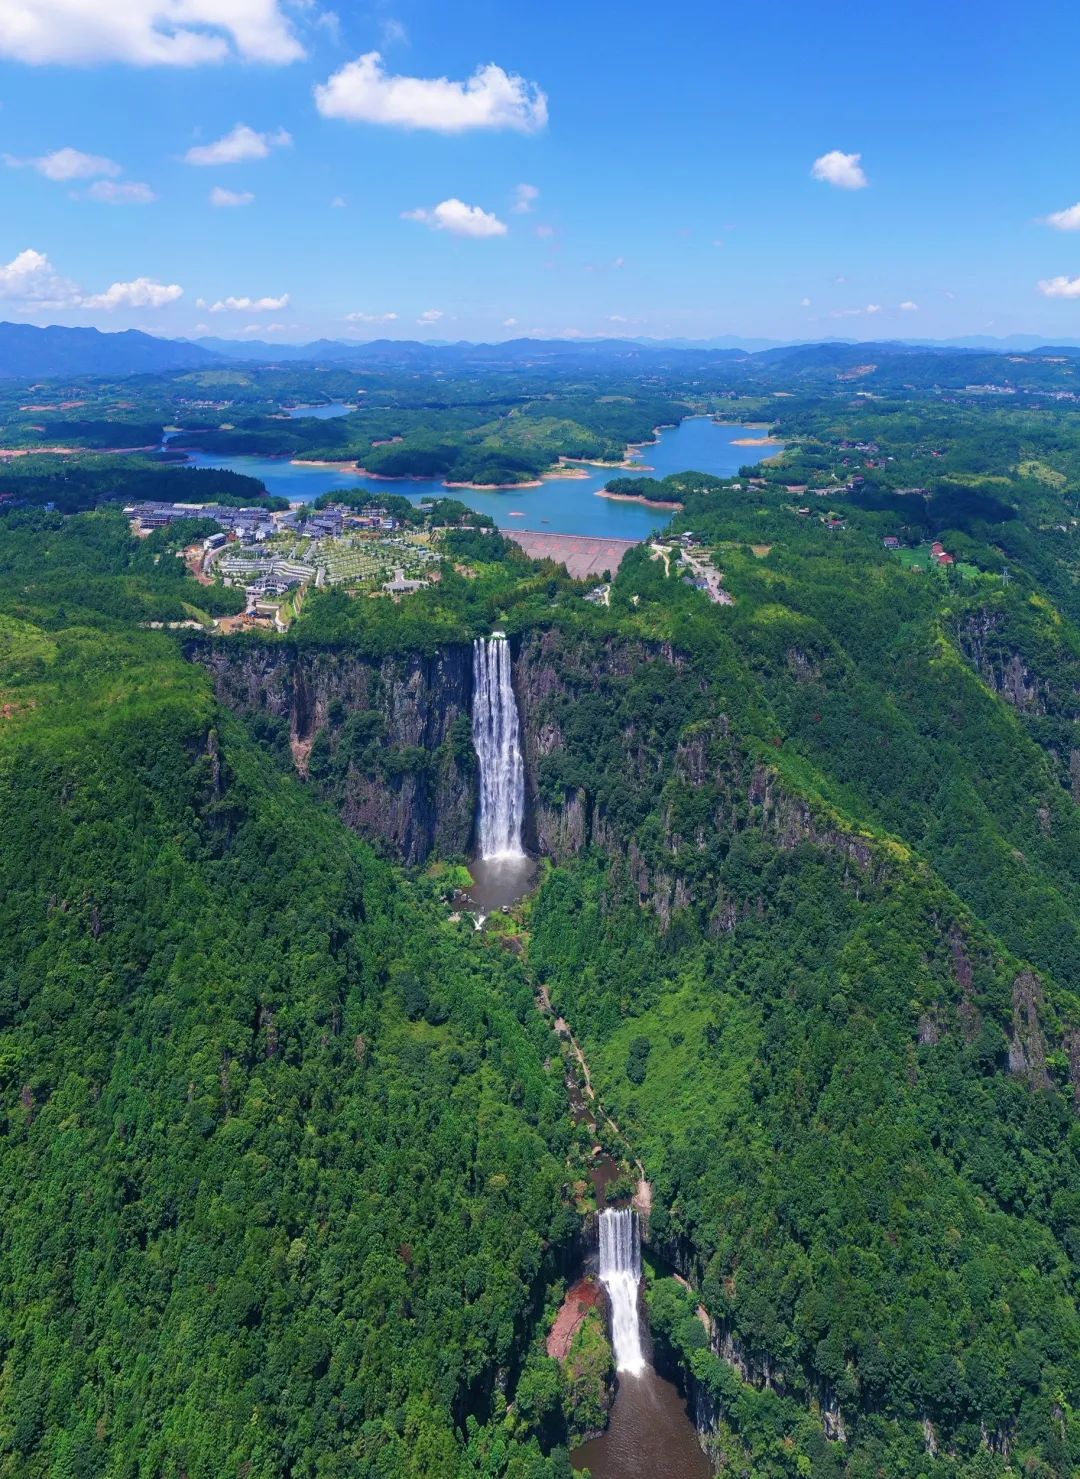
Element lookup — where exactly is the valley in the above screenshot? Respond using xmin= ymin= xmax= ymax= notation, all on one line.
xmin=4 ymin=343 xmax=1080 ymax=1478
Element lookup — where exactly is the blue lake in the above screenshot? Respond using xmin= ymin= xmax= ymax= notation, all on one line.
xmin=286 ymin=402 xmax=355 ymax=419
xmin=181 ymin=418 xmax=781 ymax=539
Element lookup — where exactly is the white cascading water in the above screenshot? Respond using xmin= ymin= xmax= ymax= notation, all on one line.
xmin=472 ymin=635 xmax=526 ymax=860
xmin=598 ymin=1207 xmax=646 ymax=1377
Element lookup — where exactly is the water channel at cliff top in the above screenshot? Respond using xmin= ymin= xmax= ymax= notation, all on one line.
xmin=179 ymin=416 xmax=781 ymax=540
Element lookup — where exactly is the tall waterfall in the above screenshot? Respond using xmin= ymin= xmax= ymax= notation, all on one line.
xmin=472 ymin=635 xmax=526 ymax=860
xmin=599 ymin=1207 xmax=646 ymax=1377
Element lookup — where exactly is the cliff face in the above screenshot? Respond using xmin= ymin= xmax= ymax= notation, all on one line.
xmin=193 ymin=641 xmax=476 ymax=865
xmin=515 ymin=627 xmax=878 ymax=927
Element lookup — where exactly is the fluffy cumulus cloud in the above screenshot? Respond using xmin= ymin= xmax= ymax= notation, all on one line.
xmin=1044 ymin=202 xmax=1080 ymax=231
xmin=403 ymin=198 xmax=507 ymax=238
xmin=314 ymin=51 xmax=547 ymax=133
xmin=210 ymin=186 xmax=254 ymax=207
xmin=82 ymin=277 xmax=182 ymax=309
xmin=5 ymin=146 xmax=121 ymax=180
xmin=502 ymin=317 xmax=518 ymax=327
xmin=512 ymin=182 xmax=539 ymax=214
xmin=1038 ymin=275 xmax=1080 ymax=299
xmin=0 ymin=249 xmax=180 ymax=311
xmin=0 ymin=248 xmax=79 ymax=305
xmin=0 ymin=0 xmax=304 ymax=66
xmin=204 ymin=293 xmax=290 ymax=312
xmin=344 ymin=310 xmax=397 ymax=323
xmin=899 ymin=299 xmax=919 ymax=311
xmin=811 ymin=150 xmax=868 ymax=190
xmin=417 ymin=308 xmax=444 ymax=324
xmin=184 ymin=124 xmax=291 ymax=166
xmin=831 ymin=303 xmax=881 ymax=318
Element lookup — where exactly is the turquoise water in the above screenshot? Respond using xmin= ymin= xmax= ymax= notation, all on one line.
xmin=181 ymin=418 xmax=780 ymax=539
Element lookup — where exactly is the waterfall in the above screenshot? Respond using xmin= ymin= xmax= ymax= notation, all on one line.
xmin=598 ymin=1207 xmax=646 ymax=1377
xmin=472 ymin=635 xmax=525 ymax=860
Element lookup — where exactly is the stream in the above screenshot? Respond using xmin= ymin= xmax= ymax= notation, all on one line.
xmin=468 ymin=632 xmax=710 ymax=1477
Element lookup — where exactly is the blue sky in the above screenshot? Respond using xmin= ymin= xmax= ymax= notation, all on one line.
xmin=2 ymin=0 xmax=1080 ymax=343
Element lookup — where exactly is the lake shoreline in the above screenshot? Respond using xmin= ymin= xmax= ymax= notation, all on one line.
xmin=595 ymin=489 xmax=682 ymax=509
xmin=178 ymin=419 xmax=782 ymax=539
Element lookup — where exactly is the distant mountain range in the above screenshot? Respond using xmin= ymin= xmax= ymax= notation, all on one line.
xmin=3 ymin=320 xmax=1080 ymax=380
xmin=0 ymin=322 xmax=221 ymax=379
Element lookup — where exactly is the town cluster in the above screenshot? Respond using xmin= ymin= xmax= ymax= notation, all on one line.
xmin=126 ymin=498 xmax=440 ymax=631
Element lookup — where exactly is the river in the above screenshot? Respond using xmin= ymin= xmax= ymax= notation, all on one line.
xmin=178 ymin=417 xmax=780 ymax=540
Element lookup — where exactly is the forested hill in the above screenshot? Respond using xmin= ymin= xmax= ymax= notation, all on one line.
xmin=0 ymin=517 xmax=579 ymax=1477
xmin=9 ymin=367 xmax=1080 ymax=1478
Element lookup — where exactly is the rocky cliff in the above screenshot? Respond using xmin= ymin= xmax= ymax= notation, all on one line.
xmin=194 ymin=628 xmax=885 ymax=904
xmin=515 ymin=627 xmax=880 ymax=927
xmin=192 ymin=640 xmax=476 ymax=865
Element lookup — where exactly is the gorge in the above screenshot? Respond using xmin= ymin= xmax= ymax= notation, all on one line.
xmin=186 ymin=596 xmax=1080 ymax=1476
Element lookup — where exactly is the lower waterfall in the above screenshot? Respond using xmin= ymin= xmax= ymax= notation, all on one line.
xmin=472 ymin=635 xmax=526 ymax=860
xmin=599 ymin=1207 xmax=646 ymax=1377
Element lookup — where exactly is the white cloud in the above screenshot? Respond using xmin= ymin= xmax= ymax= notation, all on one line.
xmin=344 ymin=310 xmax=398 ymax=323
xmin=1038 ymin=275 xmax=1080 ymax=299
xmin=0 ymin=247 xmax=182 ymax=311
xmin=5 ymin=145 xmax=122 ymax=180
xmin=811 ymin=150 xmax=868 ymax=190
xmin=82 ymin=277 xmax=182 ymax=310
xmin=800 ymin=297 xmax=812 ymax=307
xmin=403 ymin=197 xmax=507 ymax=238
xmin=0 ymin=0 xmax=303 ymax=66
xmin=86 ymin=179 xmax=156 ymax=203
xmin=184 ymin=124 xmax=291 ymax=166
xmin=0 ymin=248 xmax=79 ymax=304
xmin=314 ymin=51 xmax=547 ymax=133
xmin=210 ymin=186 xmax=254 ymax=207
xmin=6 ymin=148 xmax=156 ymax=203
xmin=1044 ymin=202 xmax=1080 ymax=231
xmin=417 ymin=308 xmax=444 ymax=324
xmin=503 ymin=317 xmax=518 ymax=327
xmin=831 ymin=303 xmax=882 ymax=318
xmin=512 ymin=182 xmax=539 ymax=214
xmin=208 ymin=293 xmax=290 ymax=312
xmin=608 ymin=314 xmax=628 ymax=323
xmin=329 ymin=195 xmax=346 ymax=208
xmin=899 ymin=300 xmax=919 ymax=311
xmin=379 ymin=17 xmax=408 ymax=47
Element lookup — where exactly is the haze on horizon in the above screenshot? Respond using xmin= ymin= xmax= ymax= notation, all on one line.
xmin=1 ymin=0 xmax=1080 ymax=344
